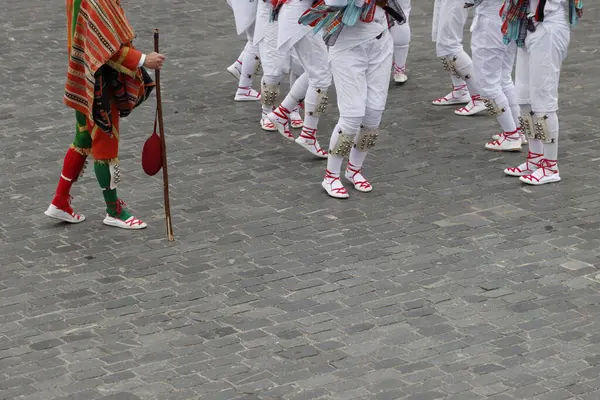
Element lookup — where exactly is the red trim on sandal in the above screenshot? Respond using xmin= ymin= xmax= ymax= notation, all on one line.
xmin=434 ymin=84 xmax=467 ymax=102
xmin=346 ymin=162 xmax=372 ymax=190
xmin=521 ymin=159 xmax=558 ymax=183
xmin=325 ymin=169 xmax=348 ymax=196
xmin=300 ymin=127 xmax=327 ymax=156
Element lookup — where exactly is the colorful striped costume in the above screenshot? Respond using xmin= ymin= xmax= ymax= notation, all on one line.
xmin=46 ymin=0 xmax=152 ymax=228
xmin=66 ymin=0 xmax=153 ymax=159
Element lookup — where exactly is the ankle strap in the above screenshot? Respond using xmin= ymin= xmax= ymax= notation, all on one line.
xmin=346 ymin=162 xmax=361 ymax=173
xmin=300 ymin=127 xmax=317 ymax=138
xmin=527 ymin=151 xmax=544 ymax=159
xmin=540 ymin=158 xmax=557 ymax=168
xmin=325 ymin=169 xmax=340 ymax=179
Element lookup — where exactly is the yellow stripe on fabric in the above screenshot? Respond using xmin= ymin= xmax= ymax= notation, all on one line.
xmin=116 ymin=46 xmax=129 ymax=65
xmin=106 ymin=60 xmax=136 ymax=78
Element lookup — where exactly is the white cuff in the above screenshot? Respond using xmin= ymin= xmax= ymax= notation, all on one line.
xmin=138 ymin=54 xmax=146 ymax=68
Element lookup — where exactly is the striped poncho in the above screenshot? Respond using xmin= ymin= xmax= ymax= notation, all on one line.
xmin=298 ymin=0 xmax=406 ymax=46
xmin=65 ymin=0 xmax=152 ymax=134
xmin=501 ymin=0 xmax=583 ymax=47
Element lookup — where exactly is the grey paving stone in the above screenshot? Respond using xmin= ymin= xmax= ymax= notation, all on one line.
xmin=2 ymin=0 xmax=600 ymax=399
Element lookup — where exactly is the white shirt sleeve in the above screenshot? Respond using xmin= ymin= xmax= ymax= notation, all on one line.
xmin=137 ymin=54 xmax=146 ymax=68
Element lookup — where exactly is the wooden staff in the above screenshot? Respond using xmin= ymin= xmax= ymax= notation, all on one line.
xmin=154 ymin=29 xmax=174 ymax=242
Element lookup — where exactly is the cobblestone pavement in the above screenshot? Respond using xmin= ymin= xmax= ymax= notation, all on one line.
xmin=1 ymin=1 xmax=600 ymax=399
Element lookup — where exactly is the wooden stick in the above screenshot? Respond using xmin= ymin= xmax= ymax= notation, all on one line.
xmin=154 ymin=29 xmax=174 ymax=242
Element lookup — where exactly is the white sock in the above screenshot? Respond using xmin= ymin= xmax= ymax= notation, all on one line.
xmin=239 ymin=52 xmax=259 ymax=88
xmin=326 ymin=126 xmax=344 ymax=177
xmin=261 ymin=107 xmax=272 ymax=118
xmin=234 ymin=51 xmax=244 ymax=67
xmin=450 ymin=74 xmax=467 ymax=92
xmin=289 ymin=70 xmax=298 ymax=89
xmin=348 ymin=147 xmax=368 ymax=170
xmin=304 ymin=86 xmax=326 ymax=131
xmin=304 ymin=115 xmax=318 ymax=131
xmin=491 ymin=93 xmax=517 ymax=133
xmin=503 ymin=86 xmax=520 ymax=127
xmin=281 ymin=73 xmax=308 ymax=111
xmin=391 ymin=24 xmax=411 ymax=69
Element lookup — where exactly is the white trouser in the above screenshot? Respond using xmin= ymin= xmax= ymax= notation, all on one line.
xmin=432 ymin=0 xmax=469 ymax=57
xmin=515 ymin=12 xmax=570 ymax=113
xmin=290 ymin=52 xmax=304 ymax=77
xmin=398 ymin=0 xmax=411 ymax=20
xmin=255 ymin=8 xmax=289 ymax=80
xmin=390 ymin=0 xmax=411 ymax=66
xmin=243 ymin=24 xmax=259 ymax=58
xmin=277 ymin=0 xmax=312 ymax=53
xmin=471 ymin=14 xmax=516 ymax=99
xmin=293 ymin=33 xmax=332 ymax=89
xmin=330 ymin=31 xmax=394 ymax=119
xmin=258 ymin=36 xmax=289 ymax=80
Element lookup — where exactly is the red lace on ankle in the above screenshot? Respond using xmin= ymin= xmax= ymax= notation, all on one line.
xmin=300 ymin=128 xmax=327 ymax=156
xmin=435 ymin=84 xmax=467 ymax=102
xmin=237 ymin=86 xmax=259 ymax=98
xmin=261 ymin=111 xmax=275 ymax=128
xmin=538 ymin=158 xmax=558 ymax=172
xmin=520 ymin=158 xmax=558 ymax=183
xmin=325 ymin=169 xmax=347 ymax=195
xmin=393 ymin=62 xmax=406 ymax=74
xmin=456 ymin=94 xmax=483 ymax=113
xmin=504 ymin=151 xmax=543 ymax=175
xmin=527 ymin=151 xmax=544 ymax=161
xmin=64 ymin=195 xmax=75 ymax=215
xmin=273 ymin=105 xmax=291 ymax=120
xmin=525 ymin=151 xmax=544 ymax=170
xmin=504 ymin=130 xmax=519 ymax=139
xmin=300 ymin=127 xmax=317 ymax=142
xmin=488 ymin=130 xmax=520 ymax=146
xmin=346 ymin=162 xmax=371 ymax=190
xmin=52 ymin=194 xmax=75 ymax=215
xmin=290 ymin=110 xmax=303 ymax=124
xmin=107 ymin=199 xmax=127 ymax=217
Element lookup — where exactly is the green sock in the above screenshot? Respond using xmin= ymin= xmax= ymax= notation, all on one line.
xmin=94 ymin=161 xmax=132 ymax=221
xmin=102 ymin=188 xmax=132 ymax=220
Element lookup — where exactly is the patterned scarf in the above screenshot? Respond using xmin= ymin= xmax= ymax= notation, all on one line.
xmin=65 ymin=0 xmax=153 ymax=134
xmin=500 ymin=0 xmax=530 ymax=47
xmin=569 ymin=0 xmax=583 ymax=25
xmin=501 ymin=0 xmax=583 ymax=47
xmin=299 ymin=0 xmax=404 ymax=46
